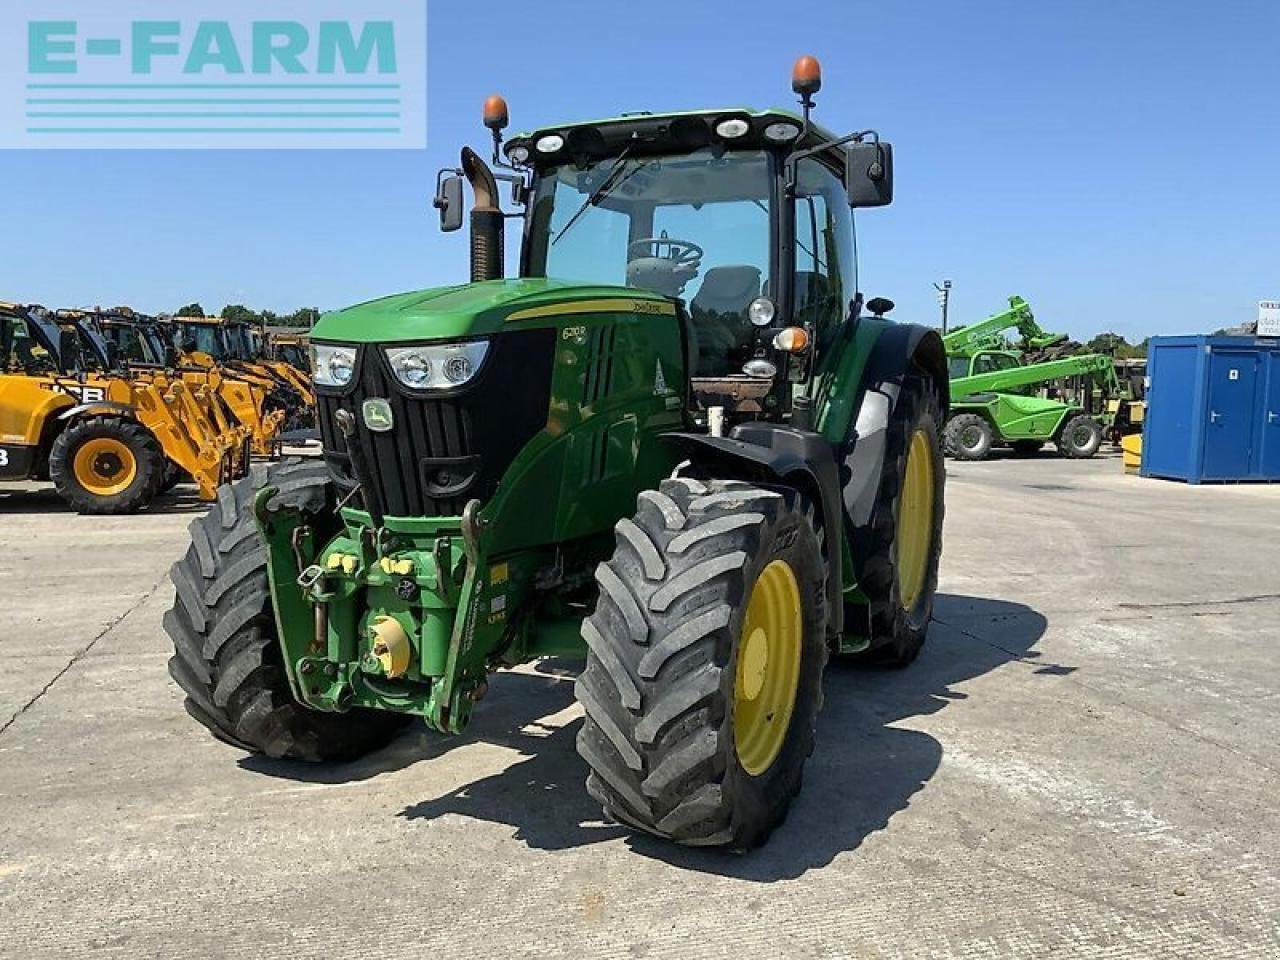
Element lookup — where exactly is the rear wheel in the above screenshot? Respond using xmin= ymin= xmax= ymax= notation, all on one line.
xmin=849 ymin=374 xmax=946 ymax=666
xmin=49 ymin=416 xmax=164 ymax=514
xmin=575 ymin=478 xmax=828 ymax=850
xmin=165 ymin=459 xmax=411 ymax=761
xmin=1056 ymin=415 xmax=1103 ymax=459
xmin=943 ymin=412 xmax=993 ymax=461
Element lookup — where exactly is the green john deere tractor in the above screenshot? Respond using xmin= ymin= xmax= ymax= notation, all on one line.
xmin=165 ymin=57 xmax=948 ymax=850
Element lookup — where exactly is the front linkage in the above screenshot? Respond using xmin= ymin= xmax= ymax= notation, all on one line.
xmin=255 ymin=486 xmax=591 ymax=735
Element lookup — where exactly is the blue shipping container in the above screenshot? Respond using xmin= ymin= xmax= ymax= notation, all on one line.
xmin=1143 ymin=336 xmax=1280 ymax=483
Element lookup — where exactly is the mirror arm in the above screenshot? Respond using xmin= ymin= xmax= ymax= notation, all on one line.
xmin=784 ymin=129 xmax=879 ymax=192
xmin=492 ymin=168 xmax=530 ymax=207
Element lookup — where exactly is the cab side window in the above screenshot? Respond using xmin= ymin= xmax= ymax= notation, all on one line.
xmin=794 ymin=159 xmax=855 ymax=342
xmin=4 ymin=318 xmax=50 ymax=371
xmin=973 ymin=354 xmax=996 ymax=375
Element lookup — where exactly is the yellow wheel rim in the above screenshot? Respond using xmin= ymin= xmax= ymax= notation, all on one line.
xmin=734 ymin=560 xmax=803 ymax=777
xmin=896 ymin=429 xmax=936 ymax=610
xmin=72 ymin=437 xmax=138 ymax=497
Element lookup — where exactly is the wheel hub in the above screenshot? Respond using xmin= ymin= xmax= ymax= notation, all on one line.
xmin=896 ymin=429 xmax=936 ymax=610
xmin=73 ymin=438 xmax=138 ymax=497
xmin=734 ymin=559 xmax=803 ymax=777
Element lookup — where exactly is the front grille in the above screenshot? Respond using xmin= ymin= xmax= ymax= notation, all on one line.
xmin=316 ymin=329 xmax=556 ymax=517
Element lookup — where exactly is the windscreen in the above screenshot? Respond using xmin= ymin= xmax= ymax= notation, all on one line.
xmin=526 ymin=148 xmax=773 ymax=375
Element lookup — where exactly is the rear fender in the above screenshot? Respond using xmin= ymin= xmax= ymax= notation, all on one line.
xmin=837 ymin=323 xmax=947 ymax=533
xmin=662 ymin=427 xmax=844 ymax=638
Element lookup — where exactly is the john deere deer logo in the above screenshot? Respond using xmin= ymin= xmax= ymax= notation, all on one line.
xmin=362 ymin=398 xmax=394 ymax=433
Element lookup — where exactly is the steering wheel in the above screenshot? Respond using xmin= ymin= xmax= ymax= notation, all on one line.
xmin=628 ymin=237 xmax=703 ymax=267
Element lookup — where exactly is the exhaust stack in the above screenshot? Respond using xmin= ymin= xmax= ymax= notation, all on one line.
xmin=461 ymin=146 xmax=503 ymax=282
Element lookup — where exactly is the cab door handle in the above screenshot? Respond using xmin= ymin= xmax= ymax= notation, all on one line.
xmin=1209 ymin=410 xmax=1222 ymax=423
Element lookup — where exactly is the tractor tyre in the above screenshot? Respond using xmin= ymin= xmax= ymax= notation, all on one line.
xmin=1056 ymin=415 xmax=1103 ymax=459
xmin=847 ymin=374 xmax=946 ymax=667
xmin=164 ymin=458 xmax=411 ymax=762
xmin=49 ymin=415 xmax=164 ymax=515
xmin=576 ymin=478 xmax=828 ymax=850
xmin=1010 ymin=440 xmax=1044 ymax=456
xmin=943 ymin=413 xmax=993 ymax=461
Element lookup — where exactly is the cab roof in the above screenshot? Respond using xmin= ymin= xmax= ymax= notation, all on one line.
xmin=506 ymin=107 xmax=848 ymax=170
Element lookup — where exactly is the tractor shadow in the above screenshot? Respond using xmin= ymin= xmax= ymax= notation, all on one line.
xmin=394 ymin=593 xmax=1053 ymax=880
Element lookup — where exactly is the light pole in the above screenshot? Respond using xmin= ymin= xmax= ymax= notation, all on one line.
xmin=933 ymin=279 xmax=952 ymax=334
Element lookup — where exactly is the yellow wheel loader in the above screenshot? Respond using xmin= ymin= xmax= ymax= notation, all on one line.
xmin=94 ymin=309 xmax=285 ymax=457
xmin=1 ymin=303 xmax=246 ymax=512
xmin=165 ymin=316 xmax=314 ymax=433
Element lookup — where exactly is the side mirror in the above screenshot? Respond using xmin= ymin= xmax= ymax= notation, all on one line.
xmin=58 ymin=329 xmax=81 ymax=369
xmin=434 ymin=172 xmax=464 ymax=233
xmin=847 ymin=141 xmax=893 ymax=208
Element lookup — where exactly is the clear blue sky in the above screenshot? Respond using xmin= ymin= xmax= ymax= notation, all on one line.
xmin=3 ymin=0 xmax=1277 ymax=341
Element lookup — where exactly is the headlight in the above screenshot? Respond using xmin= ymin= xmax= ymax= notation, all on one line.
xmin=715 ymin=118 xmax=750 ymax=139
xmin=385 ymin=340 xmax=489 ymax=390
xmin=763 ymin=122 xmax=801 ymax=143
xmin=312 ymin=343 xmax=356 ymax=387
xmin=748 ymin=297 xmax=776 ymax=327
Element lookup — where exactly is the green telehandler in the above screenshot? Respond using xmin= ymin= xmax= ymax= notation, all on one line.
xmin=164 ymin=57 xmax=949 ymax=850
xmin=942 ymin=296 xmax=1114 ymax=460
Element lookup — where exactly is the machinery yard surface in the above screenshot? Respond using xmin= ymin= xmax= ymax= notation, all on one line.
xmin=1 ymin=455 xmax=1276 ymax=960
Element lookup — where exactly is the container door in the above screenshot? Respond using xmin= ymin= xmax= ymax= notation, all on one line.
xmin=1203 ymin=350 xmax=1257 ymax=478
xmin=1258 ymin=351 xmax=1280 ymax=478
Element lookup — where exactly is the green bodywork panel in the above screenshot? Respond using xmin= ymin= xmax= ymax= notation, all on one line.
xmin=313 ymin=278 xmax=672 ymax=343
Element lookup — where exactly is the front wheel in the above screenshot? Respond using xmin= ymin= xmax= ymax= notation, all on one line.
xmin=575 ymin=478 xmax=828 ymax=850
xmin=164 ymin=459 xmax=411 ymax=761
xmin=1056 ymin=415 xmax=1103 ymax=459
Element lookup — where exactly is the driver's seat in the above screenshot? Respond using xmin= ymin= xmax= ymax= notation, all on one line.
xmin=689 ymin=266 xmax=761 ymax=375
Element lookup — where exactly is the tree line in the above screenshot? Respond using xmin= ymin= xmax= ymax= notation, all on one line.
xmin=175 ymin=303 xmax=322 ymax=328
xmin=1083 ymin=332 xmax=1149 ymax=359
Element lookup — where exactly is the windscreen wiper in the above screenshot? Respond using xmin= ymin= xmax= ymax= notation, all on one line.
xmin=551 ymin=145 xmax=646 ymax=246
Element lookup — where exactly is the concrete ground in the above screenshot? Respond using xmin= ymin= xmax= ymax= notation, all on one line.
xmin=1 ymin=453 xmax=1277 ymax=959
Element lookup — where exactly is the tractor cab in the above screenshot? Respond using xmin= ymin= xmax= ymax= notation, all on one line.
xmin=517 ymin=135 xmax=855 ymax=385
xmin=434 ymin=67 xmax=893 ymax=427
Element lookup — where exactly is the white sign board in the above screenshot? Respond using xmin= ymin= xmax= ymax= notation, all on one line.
xmin=1260 ymin=300 xmax=1280 ymax=337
